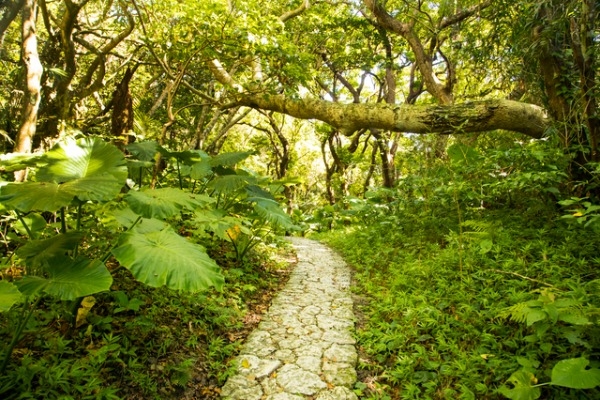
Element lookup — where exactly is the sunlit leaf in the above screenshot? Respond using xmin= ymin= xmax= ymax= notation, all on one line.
xmin=208 ymin=174 xmax=254 ymax=193
xmin=111 ymin=229 xmax=223 ymax=292
xmin=210 ymin=151 xmax=253 ymax=167
xmin=250 ymin=197 xmax=296 ymax=229
xmin=551 ymin=358 xmax=600 ymax=389
xmin=36 ymin=137 xmax=127 ymax=201
xmin=0 ymin=152 xmax=43 ymax=172
xmin=15 ymin=257 xmax=112 ymax=300
xmin=14 ymin=212 xmax=46 ymax=237
xmin=0 ymin=281 xmax=23 ymax=312
xmin=125 ymin=187 xmax=212 ymax=219
xmin=0 ymin=182 xmax=75 ymax=212
xmin=190 ymin=159 xmax=212 ymax=180
xmin=498 ymin=370 xmax=541 ymax=400
xmin=126 ymin=141 xmax=161 ymax=161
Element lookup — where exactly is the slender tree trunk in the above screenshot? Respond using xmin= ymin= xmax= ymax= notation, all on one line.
xmin=14 ymin=0 xmax=42 ymax=182
xmin=0 ymin=0 xmax=26 ymax=52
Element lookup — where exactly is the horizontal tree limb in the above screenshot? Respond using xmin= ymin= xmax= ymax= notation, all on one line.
xmin=226 ymin=94 xmax=551 ymax=138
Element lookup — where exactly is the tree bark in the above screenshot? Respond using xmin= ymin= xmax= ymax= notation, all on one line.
xmin=228 ymin=94 xmax=550 ymax=139
xmin=14 ymin=0 xmax=42 ymax=182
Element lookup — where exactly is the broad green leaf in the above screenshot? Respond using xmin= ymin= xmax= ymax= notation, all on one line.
xmin=125 ymin=188 xmax=212 ymax=219
xmin=126 ymin=141 xmax=161 ymax=161
xmin=0 ymin=182 xmax=75 ymax=212
xmin=37 ymin=137 xmax=127 ymax=202
xmin=17 ymin=232 xmax=84 ymax=268
xmin=111 ymin=229 xmax=224 ymax=292
xmin=250 ymin=197 xmax=296 ymax=229
xmin=15 ymin=257 xmax=112 ymax=300
xmin=498 ymin=370 xmax=541 ymax=400
xmin=0 ymin=152 xmax=44 ymax=172
xmin=551 ymin=358 xmax=600 ymax=389
xmin=558 ymin=311 xmax=589 ymax=325
xmin=0 ymin=281 xmax=23 ymax=312
xmin=210 ymin=151 xmax=253 ymax=167
xmin=14 ymin=212 xmax=47 ymax=237
xmin=526 ymin=309 xmax=547 ymax=326
xmin=190 ymin=159 xmax=212 ymax=180
xmin=208 ymin=174 xmax=254 ymax=193
xmin=246 ymin=184 xmax=275 ymax=200
xmin=112 ymin=207 xmax=168 ymax=233
xmin=194 ymin=210 xmax=244 ymax=240
xmin=61 ymin=173 xmax=125 ymax=202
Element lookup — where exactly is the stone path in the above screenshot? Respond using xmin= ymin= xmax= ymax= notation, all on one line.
xmin=220 ymin=237 xmax=358 ymax=400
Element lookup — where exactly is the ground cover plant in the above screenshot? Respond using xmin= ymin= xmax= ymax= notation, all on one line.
xmin=319 ymin=139 xmax=600 ymax=399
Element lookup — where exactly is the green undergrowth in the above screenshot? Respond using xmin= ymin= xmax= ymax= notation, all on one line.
xmin=320 ymin=204 xmax=600 ymax=399
xmin=0 ymin=240 xmax=292 ymax=399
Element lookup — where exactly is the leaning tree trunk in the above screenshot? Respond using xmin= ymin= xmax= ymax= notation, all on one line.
xmin=14 ymin=0 xmax=42 ymax=182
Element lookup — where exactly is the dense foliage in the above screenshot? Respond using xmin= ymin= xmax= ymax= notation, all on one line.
xmin=319 ymin=135 xmax=600 ymax=399
xmin=0 ymin=0 xmax=599 ymax=399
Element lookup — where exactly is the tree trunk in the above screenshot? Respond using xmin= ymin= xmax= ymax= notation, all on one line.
xmin=111 ymin=66 xmax=136 ymax=148
xmin=14 ymin=0 xmax=42 ymax=182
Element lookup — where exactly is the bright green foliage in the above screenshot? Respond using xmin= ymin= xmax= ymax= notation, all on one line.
xmin=551 ymin=358 xmax=600 ymax=389
xmin=125 ymin=187 xmax=212 ymax=219
xmin=36 ymin=137 xmax=128 ymax=201
xmin=0 ymin=282 xmax=22 ymax=312
xmin=15 ymin=257 xmax=112 ymax=300
xmin=319 ymin=136 xmax=600 ymax=399
xmin=498 ymin=370 xmax=541 ymax=400
xmin=17 ymin=232 xmax=84 ymax=268
xmin=112 ymin=229 xmax=224 ymax=292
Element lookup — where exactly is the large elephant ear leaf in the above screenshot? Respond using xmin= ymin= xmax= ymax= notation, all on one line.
xmin=15 ymin=257 xmax=113 ymax=300
xmin=125 ymin=188 xmax=213 ymax=219
xmin=111 ymin=229 xmax=224 ymax=292
xmin=0 ymin=182 xmax=75 ymax=212
xmin=210 ymin=151 xmax=253 ymax=168
xmin=125 ymin=140 xmax=161 ymax=161
xmin=0 ymin=281 xmax=23 ymax=312
xmin=250 ymin=197 xmax=297 ymax=230
xmin=36 ymin=137 xmax=127 ymax=202
xmin=17 ymin=232 xmax=84 ymax=268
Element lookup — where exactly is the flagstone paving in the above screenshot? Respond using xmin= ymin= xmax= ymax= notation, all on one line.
xmin=220 ymin=237 xmax=358 ymax=400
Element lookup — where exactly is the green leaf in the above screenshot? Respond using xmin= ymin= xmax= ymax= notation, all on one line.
xmin=558 ymin=311 xmax=589 ymax=325
xmin=111 ymin=229 xmax=224 ymax=292
xmin=550 ymin=358 xmax=600 ymax=389
xmin=210 ymin=151 xmax=253 ymax=167
xmin=0 ymin=281 xmax=23 ymax=312
xmin=15 ymin=257 xmax=113 ymax=300
xmin=112 ymin=207 xmax=168 ymax=234
xmin=125 ymin=141 xmax=160 ymax=161
xmin=526 ymin=309 xmax=547 ymax=326
xmin=17 ymin=231 xmax=84 ymax=268
xmin=208 ymin=174 xmax=254 ymax=193
xmin=190 ymin=159 xmax=212 ymax=180
xmin=498 ymin=370 xmax=541 ymax=400
xmin=37 ymin=137 xmax=127 ymax=201
xmin=14 ymin=212 xmax=47 ymax=237
xmin=0 ymin=152 xmax=44 ymax=172
xmin=479 ymin=239 xmax=493 ymax=254
xmin=447 ymin=143 xmax=480 ymax=166
xmin=251 ymin=197 xmax=296 ymax=229
xmin=0 ymin=182 xmax=75 ymax=212
xmin=246 ymin=184 xmax=275 ymax=200
xmin=125 ymin=188 xmax=212 ymax=219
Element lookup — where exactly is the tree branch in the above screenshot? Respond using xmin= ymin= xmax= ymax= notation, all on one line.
xmin=225 ymin=93 xmax=550 ymax=138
